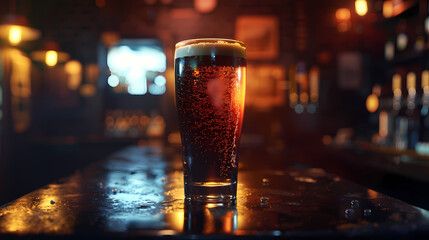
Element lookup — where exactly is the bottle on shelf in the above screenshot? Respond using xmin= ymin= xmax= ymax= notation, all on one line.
xmin=404 ymin=72 xmax=420 ymax=150
xmin=395 ymin=71 xmax=421 ymax=150
xmin=390 ymin=73 xmax=402 ymax=147
xmin=416 ymin=70 xmax=429 ymax=155
xmin=419 ymin=70 xmax=429 ymax=144
xmin=396 ymin=71 xmax=421 ymax=150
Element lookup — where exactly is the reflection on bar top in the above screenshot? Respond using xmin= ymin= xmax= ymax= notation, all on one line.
xmin=1 ymin=145 xmax=429 ymax=238
xmin=175 ymin=38 xmax=246 ymax=59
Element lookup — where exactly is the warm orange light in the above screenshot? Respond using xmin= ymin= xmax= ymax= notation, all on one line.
xmin=366 ymin=94 xmax=379 ymax=113
xmin=85 ymin=64 xmax=100 ymax=83
xmin=32 ymin=42 xmax=69 ymax=66
xmin=372 ymin=85 xmax=381 ymax=97
xmin=309 ymin=67 xmax=319 ymax=102
xmin=336 ymin=8 xmax=351 ymax=21
xmin=100 ymin=31 xmax=120 ymax=48
xmin=95 ymin=0 xmax=106 ymax=7
xmin=383 ymin=0 xmax=393 ymax=18
xmin=65 ymin=60 xmax=82 ymax=75
xmin=289 ymin=92 xmax=298 ymax=103
xmin=379 ymin=111 xmax=388 ymax=138
xmin=299 ymin=92 xmax=309 ymax=103
xmin=65 ymin=60 xmax=82 ymax=90
xmin=355 ymin=0 xmax=368 ymax=16
xmin=337 ymin=22 xmax=351 ymax=32
xmin=79 ymin=84 xmax=96 ymax=97
xmin=392 ymin=74 xmax=401 ymax=96
xmin=0 ymin=16 xmax=40 ymax=45
xmin=241 ymin=67 xmax=246 ymax=116
xmin=45 ymin=50 xmax=58 ymax=67
xmin=422 ymin=70 xmax=429 ymax=92
xmin=8 ymin=25 xmax=22 ymax=45
xmin=322 ymin=135 xmax=332 ymax=145
xmin=194 ymin=0 xmax=217 ymax=13
xmin=406 ymin=72 xmax=416 ymax=93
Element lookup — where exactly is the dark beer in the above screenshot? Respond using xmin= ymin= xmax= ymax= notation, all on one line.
xmin=175 ymin=39 xmax=246 ymax=203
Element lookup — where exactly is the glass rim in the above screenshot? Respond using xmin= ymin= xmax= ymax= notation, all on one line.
xmin=175 ymin=38 xmax=245 ymax=49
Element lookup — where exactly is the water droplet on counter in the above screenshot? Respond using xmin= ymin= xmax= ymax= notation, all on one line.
xmin=262 ymin=178 xmax=270 ymax=186
xmin=351 ymin=200 xmax=359 ymax=208
xmin=345 ymin=208 xmax=355 ymax=220
xmin=137 ymin=205 xmax=150 ymax=209
xmin=260 ymin=196 xmax=269 ymax=203
xmin=50 ymin=200 xmax=56 ymax=204
xmin=364 ymin=209 xmax=372 ymax=217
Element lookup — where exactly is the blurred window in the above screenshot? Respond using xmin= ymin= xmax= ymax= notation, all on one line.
xmin=107 ymin=40 xmax=166 ymax=95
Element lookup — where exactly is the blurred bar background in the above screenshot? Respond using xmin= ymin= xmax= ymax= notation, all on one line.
xmin=1 ymin=0 xmax=429 ymax=210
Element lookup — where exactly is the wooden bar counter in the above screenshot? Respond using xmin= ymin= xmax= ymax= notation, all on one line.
xmin=0 ymin=143 xmax=428 ymax=239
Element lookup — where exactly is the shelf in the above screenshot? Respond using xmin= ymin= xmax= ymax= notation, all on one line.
xmin=349 ymin=141 xmax=429 ymax=183
xmin=357 ymin=140 xmax=429 ymax=161
xmin=386 ymin=48 xmax=427 ymax=66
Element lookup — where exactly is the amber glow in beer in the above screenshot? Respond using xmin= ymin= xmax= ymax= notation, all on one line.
xmin=175 ymin=39 xmax=246 ymax=203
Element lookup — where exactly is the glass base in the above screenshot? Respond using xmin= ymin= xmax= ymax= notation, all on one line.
xmin=185 ymin=195 xmax=236 ymax=204
xmin=184 ymin=181 xmax=237 ymax=204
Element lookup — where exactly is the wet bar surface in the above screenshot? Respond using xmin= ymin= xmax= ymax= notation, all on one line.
xmin=1 ymin=144 xmax=429 ymax=239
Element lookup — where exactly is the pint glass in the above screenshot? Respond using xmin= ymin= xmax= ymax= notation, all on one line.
xmin=175 ymin=39 xmax=246 ymax=203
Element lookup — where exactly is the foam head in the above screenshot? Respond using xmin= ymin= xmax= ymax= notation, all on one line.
xmin=175 ymin=38 xmax=246 ymax=59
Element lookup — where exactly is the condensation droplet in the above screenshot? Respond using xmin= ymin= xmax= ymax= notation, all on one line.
xmin=351 ymin=200 xmax=359 ymax=208
xmin=260 ymin=196 xmax=269 ymax=203
xmin=345 ymin=208 xmax=355 ymax=220
xmin=364 ymin=209 xmax=372 ymax=217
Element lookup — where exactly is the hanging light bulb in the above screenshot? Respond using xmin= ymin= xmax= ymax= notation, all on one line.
xmin=8 ymin=25 xmax=21 ymax=45
xmin=0 ymin=14 xmax=40 ymax=46
xmin=45 ymin=50 xmax=58 ymax=67
xmin=32 ymin=41 xmax=69 ymax=67
xmin=355 ymin=0 xmax=368 ymax=16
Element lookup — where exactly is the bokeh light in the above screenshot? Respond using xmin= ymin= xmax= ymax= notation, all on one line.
xmin=355 ymin=0 xmax=368 ymax=16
